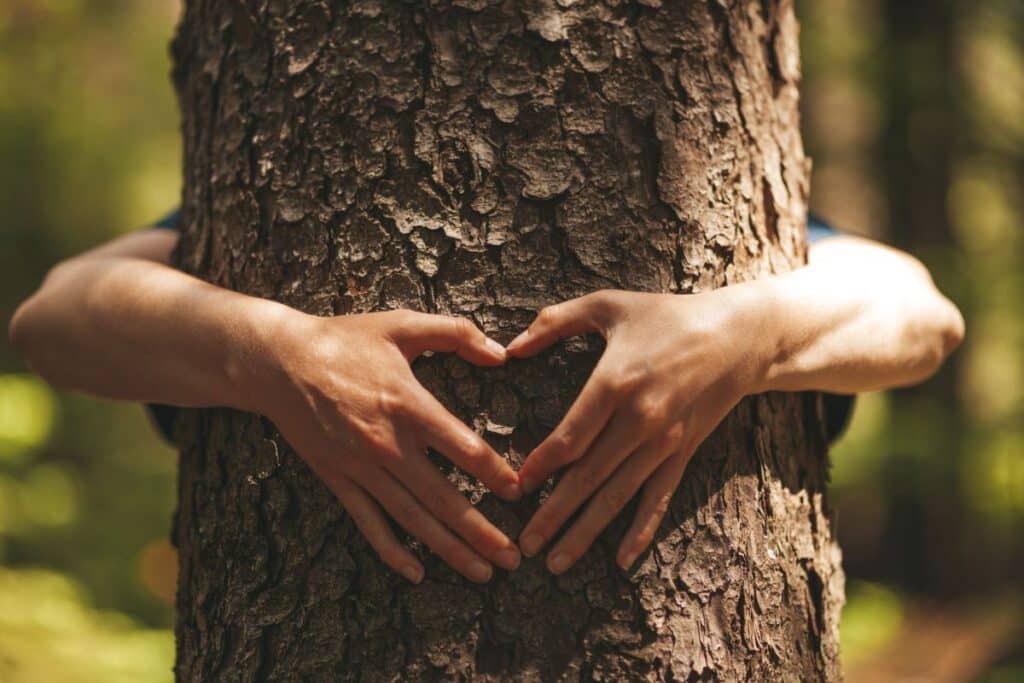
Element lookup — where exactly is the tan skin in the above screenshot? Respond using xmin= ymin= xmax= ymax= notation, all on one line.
xmin=8 ymin=227 xmax=964 ymax=581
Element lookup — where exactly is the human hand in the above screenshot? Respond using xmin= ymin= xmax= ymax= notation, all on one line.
xmin=507 ymin=287 xmax=769 ymax=573
xmin=261 ymin=310 xmax=524 ymax=584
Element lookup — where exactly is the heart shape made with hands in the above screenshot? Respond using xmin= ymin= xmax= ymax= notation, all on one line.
xmin=312 ymin=289 xmax=739 ymax=583
xmin=409 ymin=288 xmax=729 ymax=577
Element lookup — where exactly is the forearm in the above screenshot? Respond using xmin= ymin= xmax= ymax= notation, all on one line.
xmin=9 ymin=253 xmax=297 ymax=412
xmin=750 ymin=237 xmax=964 ymax=394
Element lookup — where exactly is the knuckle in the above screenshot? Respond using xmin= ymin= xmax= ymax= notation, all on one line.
xmin=452 ymin=316 xmax=477 ymax=342
xmin=395 ymin=500 xmax=420 ymax=522
xmin=634 ymin=527 xmax=656 ymax=549
xmin=590 ymin=289 xmax=622 ymax=321
xmin=604 ymin=487 xmax=632 ymax=512
xmin=662 ymin=422 xmax=686 ymax=448
xmin=375 ymin=389 xmax=407 ymax=418
xmin=463 ymin=437 xmax=493 ymax=465
xmin=437 ymin=537 xmax=467 ymax=563
xmin=319 ymin=420 xmax=343 ymax=445
xmin=462 ymin=523 xmax=492 ymax=551
xmin=629 ymin=396 xmax=665 ymax=426
xmin=613 ymin=372 xmax=643 ymax=397
xmin=348 ymin=509 xmax=372 ymax=531
xmin=588 ymin=289 xmax=615 ymax=311
xmin=380 ymin=548 xmax=407 ymax=569
xmin=529 ymin=518 xmax=553 ymax=541
xmin=652 ymin=491 xmax=673 ymax=516
xmin=536 ymin=304 xmax=560 ymax=327
xmin=472 ymin=437 xmax=493 ymax=460
xmin=645 ymin=405 xmax=669 ymax=429
xmin=363 ymin=430 xmax=397 ymax=461
xmin=548 ymin=430 xmax=578 ymax=460
xmin=334 ymin=456 xmax=366 ymax=481
xmin=430 ymin=490 xmax=457 ymax=521
xmin=593 ymin=376 xmax=618 ymax=401
xmin=576 ymin=465 xmax=601 ymax=492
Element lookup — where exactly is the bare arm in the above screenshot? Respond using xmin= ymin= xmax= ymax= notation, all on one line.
xmin=757 ymin=235 xmax=965 ymax=394
xmin=506 ymin=235 xmax=964 ymax=573
xmin=9 ymin=230 xmax=284 ymax=409
xmin=8 ymin=229 xmax=524 ymax=583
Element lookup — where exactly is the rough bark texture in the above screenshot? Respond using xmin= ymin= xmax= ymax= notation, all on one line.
xmin=170 ymin=1 xmax=843 ymax=680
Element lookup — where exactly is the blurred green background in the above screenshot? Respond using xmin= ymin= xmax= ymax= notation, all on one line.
xmin=0 ymin=1 xmax=1020 ymax=681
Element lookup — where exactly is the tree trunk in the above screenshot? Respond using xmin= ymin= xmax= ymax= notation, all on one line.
xmin=170 ymin=1 xmax=843 ymax=680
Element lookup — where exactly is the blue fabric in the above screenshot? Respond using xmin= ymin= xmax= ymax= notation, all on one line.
xmin=152 ymin=208 xmax=180 ymax=230
xmin=145 ymin=209 xmax=854 ymax=444
xmin=808 ymin=213 xmax=840 ymax=244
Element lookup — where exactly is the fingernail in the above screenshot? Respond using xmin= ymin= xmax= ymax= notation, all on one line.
xmin=548 ymin=552 xmax=572 ymax=574
xmin=502 ymin=481 xmax=523 ymax=500
xmin=400 ymin=564 xmax=424 ymax=584
xmin=520 ymin=475 xmax=537 ymax=493
xmin=507 ymin=330 xmax=529 ymax=350
xmin=520 ymin=533 xmax=544 ymax=557
xmin=618 ymin=549 xmax=638 ymax=571
xmin=496 ymin=546 xmax=521 ymax=571
xmin=485 ymin=337 xmax=507 ymax=358
xmin=468 ymin=560 xmax=493 ymax=583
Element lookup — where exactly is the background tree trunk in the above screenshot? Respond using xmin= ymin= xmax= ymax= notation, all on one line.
xmin=170 ymin=1 xmax=843 ymax=680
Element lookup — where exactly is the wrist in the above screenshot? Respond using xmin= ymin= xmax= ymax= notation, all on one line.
xmin=223 ymin=297 xmax=311 ymax=417
xmin=724 ymin=278 xmax=788 ymax=396
xmin=749 ymin=273 xmax=809 ymax=394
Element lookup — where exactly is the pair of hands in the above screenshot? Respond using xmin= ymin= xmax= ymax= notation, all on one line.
xmin=265 ymin=288 xmax=765 ymax=584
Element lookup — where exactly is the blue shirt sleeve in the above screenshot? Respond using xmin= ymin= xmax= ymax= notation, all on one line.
xmin=808 ymin=213 xmax=841 ymax=244
xmin=151 ymin=209 xmax=180 ymax=230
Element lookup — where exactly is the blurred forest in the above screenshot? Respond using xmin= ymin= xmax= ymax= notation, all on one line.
xmin=0 ymin=1 xmax=1020 ymax=681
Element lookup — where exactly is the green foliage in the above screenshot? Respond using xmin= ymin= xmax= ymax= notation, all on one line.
xmin=0 ymin=4 xmax=181 ymax=677
xmin=0 ymin=567 xmax=172 ymax=683
xmin=0 ymin=374 xmax=56 ymax=466
xmin=840 ymin=581 xmax=904 ymax=670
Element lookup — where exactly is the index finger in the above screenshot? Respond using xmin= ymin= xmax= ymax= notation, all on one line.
xmin=409 ymin=387 xmax=522 ymax=500
xmin=388 ymin=312 xmax=506 ymax=366
xmin=505 ymin=291 xmax=615 ymax=358
xmin=518 ymin=365 xmax=617 ymax=493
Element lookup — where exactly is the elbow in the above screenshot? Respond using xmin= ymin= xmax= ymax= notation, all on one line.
xmin=893 ymin=296 xmax=965 ymax=387
xmin=8 ymin=261 xmax=72 ymax=377
xmin=940 ymin=298 xmax=966 ymax=358
xmin=8 ymin=293 xmax=72 ymax=391
xmin=8 ymin=295 xmax=39 ymax=358
xmin=8 ymin=294 xmax=57 ymax=385
xmin=914 ymin=297 xmax=965 ymax=381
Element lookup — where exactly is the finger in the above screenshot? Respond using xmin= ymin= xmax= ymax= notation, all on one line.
xmin=505 ymin=291 xmax=615 ymax=358
xmin=518 ymin=364 xmax=617 ymax=493
xmin=359 ymin=468 xmax=495 ymax=583
xmin=389 ymin=312 xmax=506 ymax=366
xmin=390 ymin=441 xmax=522 ymax=572
xmin=545 ymin=429 xmax=680 ymax=575
xmin=518 ymin=409 xmax=645 ymax=557
xmin=409 ymin=387 xmax=522 ymax=500
xmin=617 ymin=447 xmax=694 ymax=570
xmin=325 ymin=472 xmax=425 ymax=584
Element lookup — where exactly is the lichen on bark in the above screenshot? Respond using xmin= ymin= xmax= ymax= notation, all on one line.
xmin=170 ymin=1 xmax=844 ymax=680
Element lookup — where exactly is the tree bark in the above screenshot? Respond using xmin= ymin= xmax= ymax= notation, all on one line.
xmin=170 ymin=1 xmax=843 ymax=680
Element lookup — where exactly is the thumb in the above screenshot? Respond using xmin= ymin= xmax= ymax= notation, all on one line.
xmin=506 ymin=291 xmax=615 ymax=358
xmin=388 ymin=312 xmax=507 ymax=366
